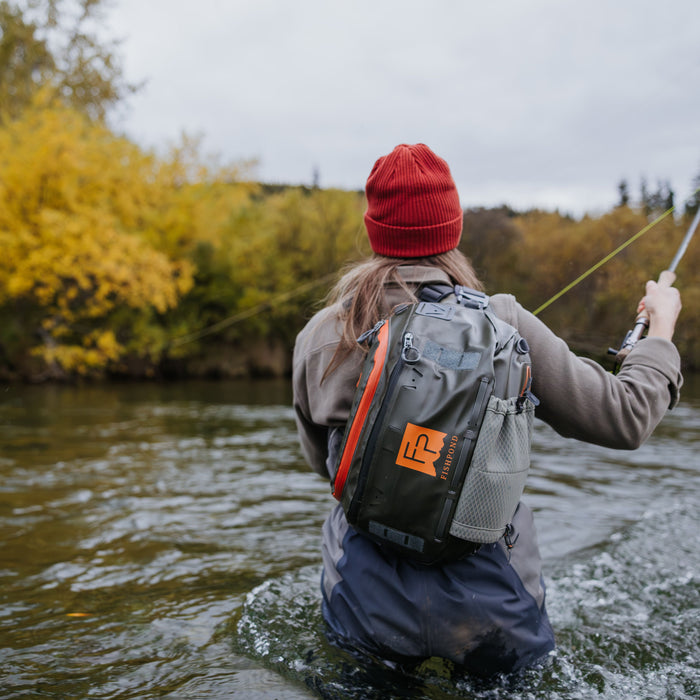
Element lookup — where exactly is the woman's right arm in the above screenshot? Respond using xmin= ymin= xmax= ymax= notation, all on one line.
xmin=492 ymin=292 xmax=683 ymax=450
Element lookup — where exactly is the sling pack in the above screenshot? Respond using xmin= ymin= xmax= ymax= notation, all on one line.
xmin=331 ymin=285 xmax=538 ymax=564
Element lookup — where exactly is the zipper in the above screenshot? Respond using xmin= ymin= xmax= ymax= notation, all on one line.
xmin=401 ymin=332 xmax=420 ymax=363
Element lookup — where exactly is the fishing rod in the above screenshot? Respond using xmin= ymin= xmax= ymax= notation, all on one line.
xmin=609 ymin=206 xmax=700 ymax=367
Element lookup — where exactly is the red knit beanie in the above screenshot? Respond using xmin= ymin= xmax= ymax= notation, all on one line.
xmin=364 ymin=143 xmax=463 ymax=257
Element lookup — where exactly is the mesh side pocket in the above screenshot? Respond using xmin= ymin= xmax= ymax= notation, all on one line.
xmin=449 ymin=395 xmax=534 ymax=544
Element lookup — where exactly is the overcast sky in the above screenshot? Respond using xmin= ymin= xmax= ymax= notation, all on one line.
xmin=106 ymin=0 xmax=700 ymax=217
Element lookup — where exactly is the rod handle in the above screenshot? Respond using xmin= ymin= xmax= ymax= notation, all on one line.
xmin=657 ymin=268 xmax=677 ymax=287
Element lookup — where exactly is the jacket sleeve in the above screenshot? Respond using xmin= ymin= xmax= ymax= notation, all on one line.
xmin=491 ymin=294 xmax=683 ymax=449
xmin=292 ymin=307 xmax=363 ymax=478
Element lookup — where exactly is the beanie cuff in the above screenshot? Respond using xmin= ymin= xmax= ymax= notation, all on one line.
xmin=364 ymin=212 xmax=463 ymax=257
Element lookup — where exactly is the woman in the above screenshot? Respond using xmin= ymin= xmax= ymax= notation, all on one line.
xmin=292 ymin=143 xmax=683 ymax=676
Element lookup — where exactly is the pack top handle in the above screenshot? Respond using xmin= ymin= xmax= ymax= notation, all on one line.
xmin=418 ymin=283 xmax=489 ymax=310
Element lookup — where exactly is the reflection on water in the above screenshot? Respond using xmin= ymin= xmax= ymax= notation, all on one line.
xmin=1 ymin=378 xmax=699 ymax=699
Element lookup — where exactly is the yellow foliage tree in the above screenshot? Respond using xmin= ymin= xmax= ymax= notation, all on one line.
xmin=0 ymin=95 xmax=195 ymax=378
xmin=226 ymin=186 xmax=368 ymax=339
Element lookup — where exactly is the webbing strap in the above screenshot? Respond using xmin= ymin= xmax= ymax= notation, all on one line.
xmin=418 ymin=284 xmax=454 ymax=303
xmin=418 ymin=284 xmax=489 ymax=309
xmin=369 ymin=520 xmax=425 ymax=553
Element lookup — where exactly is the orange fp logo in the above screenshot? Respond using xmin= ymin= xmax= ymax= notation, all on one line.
xmin=396 ymin=423 xmax=447 ymax=476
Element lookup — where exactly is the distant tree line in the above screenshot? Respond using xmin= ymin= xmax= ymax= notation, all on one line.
xmin=617 ymin=176 xmax=699 ymax=218
xmin=460 ymin=204 xmax=700 ymax=367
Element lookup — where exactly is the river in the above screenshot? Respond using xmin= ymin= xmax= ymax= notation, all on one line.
xmin=1 ymin=376 xmax=698 ymax=699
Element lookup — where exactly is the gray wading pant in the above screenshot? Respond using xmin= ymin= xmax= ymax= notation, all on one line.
xmin=320 ymin=501 xmax=555 ymax=677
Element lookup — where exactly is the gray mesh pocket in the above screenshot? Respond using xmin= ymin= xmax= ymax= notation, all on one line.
xmin=449 ymin=395 xmax=534 ymax=543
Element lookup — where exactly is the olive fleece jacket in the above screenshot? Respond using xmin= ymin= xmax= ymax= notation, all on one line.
xmin=293 ymin=265 xmax=683 ymax=479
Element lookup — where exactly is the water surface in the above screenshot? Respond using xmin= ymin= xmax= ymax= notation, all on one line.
xmin=1 ymin=377 xmax=698 ymax=698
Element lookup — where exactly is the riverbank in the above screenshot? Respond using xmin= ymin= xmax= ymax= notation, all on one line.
xmin=0 ymin=338 xmax=294 ymax=384
xmin=2 ymin=336 xmax=695 ymax=384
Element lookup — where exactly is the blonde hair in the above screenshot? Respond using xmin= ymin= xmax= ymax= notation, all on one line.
xmin=323 ymin=249 xmax=483 ymax=379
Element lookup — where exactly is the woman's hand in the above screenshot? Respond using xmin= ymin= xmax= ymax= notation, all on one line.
xmin=637 ymin=279 xmax=682 ymax=341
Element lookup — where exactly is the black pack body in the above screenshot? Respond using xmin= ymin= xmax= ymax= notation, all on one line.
xmin=332 ymin=286 xmax=537 ymax=564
